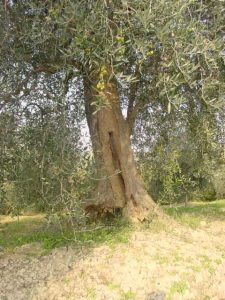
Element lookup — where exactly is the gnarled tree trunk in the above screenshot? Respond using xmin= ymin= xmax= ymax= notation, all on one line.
xmin=83 ymin=75 xmax=158 ymax=222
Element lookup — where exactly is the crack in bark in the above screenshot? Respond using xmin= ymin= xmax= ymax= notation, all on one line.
xmin=108 ymin=131 xmax=127 ymax=204
xmin=130 ymin=194 xmax=138 ymax=207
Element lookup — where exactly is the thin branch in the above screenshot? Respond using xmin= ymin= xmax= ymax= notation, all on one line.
xmin=2 ymin=0 xmax=7 ymax=10
xmin=127 ymin=100 xmax=144 ymax=135
xmin=126 ymin=65 xmax=141 ymax=133
xmin=33 ymin=65 xmax=57 ymax=74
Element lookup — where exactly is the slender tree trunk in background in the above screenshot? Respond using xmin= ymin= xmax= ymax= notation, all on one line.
xmin=83 ymin=76 xmax=158 ymax=222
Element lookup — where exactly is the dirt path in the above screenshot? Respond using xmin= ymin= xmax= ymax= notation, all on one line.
xmin=1 ymin=221 xmax=225 ymax=300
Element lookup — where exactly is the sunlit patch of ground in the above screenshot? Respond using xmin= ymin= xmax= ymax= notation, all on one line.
xmin=0 ymin=214 xmax=44 ymax=224
xmin=0 ymin=200 xmax=225 ymax=300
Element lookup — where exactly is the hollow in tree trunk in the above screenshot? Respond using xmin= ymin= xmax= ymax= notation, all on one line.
xmin=83 ymin=76 xmax=158 ymax=222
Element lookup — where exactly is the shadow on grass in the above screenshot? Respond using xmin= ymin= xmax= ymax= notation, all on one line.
xmin=0 ymin=216 xmax=133 ymax=254
xmin=163 ymin=199 xmax=225 ymax=228
xmin=2 ymin=200 xmax=224 ymax=253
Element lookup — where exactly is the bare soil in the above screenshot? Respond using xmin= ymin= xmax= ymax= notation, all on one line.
xmin=1 ymin=219 xmax=225 ymax=300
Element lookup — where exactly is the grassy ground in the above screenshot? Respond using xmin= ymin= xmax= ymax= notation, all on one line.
xmin=164 ymin=199 xmax=225 ymax=228
xmin=0 ymin=214 xmax=133 ymax=255
xmin=0 ymin=199 xmax=224 ymax=254
xmin=1 ymin=199 xmax=225 ymax=300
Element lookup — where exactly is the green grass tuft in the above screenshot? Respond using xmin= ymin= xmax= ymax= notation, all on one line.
xmin=121 ymin=290 xmax=136 ymax=299
xmin=167 ymin=280 xmax=188 ymax=300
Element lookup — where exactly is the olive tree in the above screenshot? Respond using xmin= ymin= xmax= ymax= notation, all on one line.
xmin=1 ymin=0 xmax=224 ymax=221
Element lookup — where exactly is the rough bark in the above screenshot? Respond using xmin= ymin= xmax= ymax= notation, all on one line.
xmin=83 ymin=76 xmax=158 ymax=222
